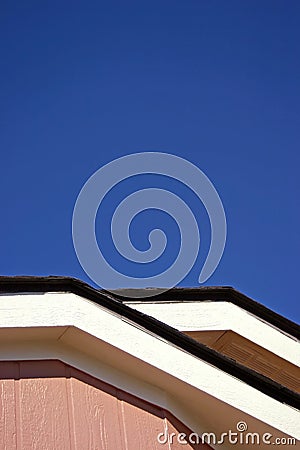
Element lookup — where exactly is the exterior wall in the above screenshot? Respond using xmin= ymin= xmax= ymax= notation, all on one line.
xmin=0 ymin=360 xmax=212 ymax=450
xmin=1 ymin=292 xmax=298 ymax=440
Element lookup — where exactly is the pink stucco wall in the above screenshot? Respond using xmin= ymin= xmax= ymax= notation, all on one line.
xmin=0 ymin=360 xmax=212 ymax=449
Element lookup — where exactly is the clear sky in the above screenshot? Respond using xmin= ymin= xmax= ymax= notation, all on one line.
xmin=1 ymin=1 xmax=299 ymax=321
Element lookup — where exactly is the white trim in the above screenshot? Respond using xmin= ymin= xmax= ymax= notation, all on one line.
xmin=0 ymin=339 xmax=294 ymax=450
xmin=0 ymin=292 xmax=299 ymax=443
xmin=124 ymin=300 xmax=300 ymax=366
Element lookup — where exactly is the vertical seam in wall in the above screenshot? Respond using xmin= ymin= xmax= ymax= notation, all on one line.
xmin=14 ymin=363 xmax=20 ymax=450
xmin=118 ymin=397 xmax=129 ymax=450
xmin=64 ymin=366 xmax=75 ymax=450
xmin=165 ymin=416 xmax=172 ymax=450
xmin=161 ymin=409 xmax=172 ymax=450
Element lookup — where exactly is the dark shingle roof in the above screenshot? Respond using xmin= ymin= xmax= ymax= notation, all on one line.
xmin=0 ymin=276 xmax=299 ymax=409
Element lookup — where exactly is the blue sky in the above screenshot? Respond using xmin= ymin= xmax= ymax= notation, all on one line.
xmin=1 ymin=1 xmax=299 ymax=321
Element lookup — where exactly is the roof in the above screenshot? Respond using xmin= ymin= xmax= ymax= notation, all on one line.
xmin=0 ymin=276 xmax=299 ymax=338
xmin=0 ymin=275 xmax=299 ymax=411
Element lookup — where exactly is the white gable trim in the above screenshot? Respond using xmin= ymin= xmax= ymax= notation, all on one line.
xmin=0 ymin=292 xmax=299 ymax=443
xmin=124 ymin=300 xmax=299 ymax=366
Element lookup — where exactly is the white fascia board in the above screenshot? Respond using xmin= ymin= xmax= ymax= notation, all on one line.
xmin=124 ymin=301 xmax=300 ymax=367
xmin=0 ymin=292 xmax=299 ymax=440
xmin=0 ymin=339 xmax=294 ymax=450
